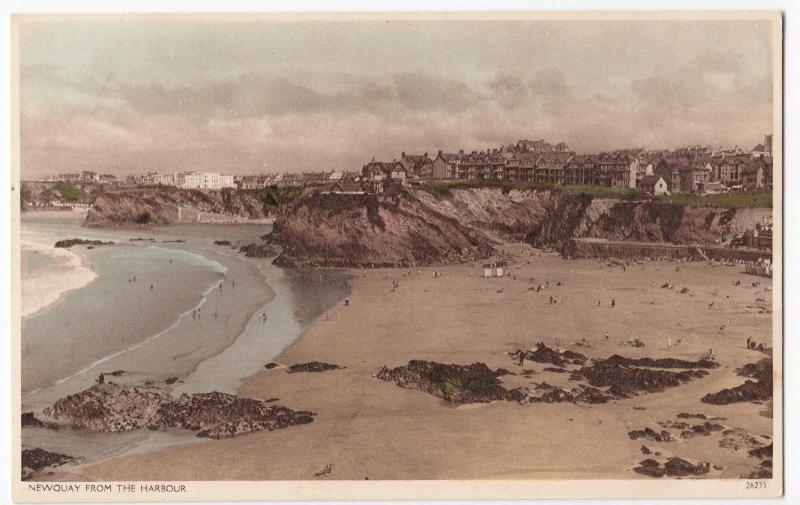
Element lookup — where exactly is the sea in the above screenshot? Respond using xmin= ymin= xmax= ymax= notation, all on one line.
xmin=19 ymin=211 xmax=351 ymax=464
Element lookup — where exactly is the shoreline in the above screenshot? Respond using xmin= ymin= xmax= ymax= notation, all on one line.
xmin=21 ymin=222 xmax=355 ymax=470
xmin=20 ymin=233 xmax=99 ymax=319
xmin=75 ymin=244 xmax=773 ymax=481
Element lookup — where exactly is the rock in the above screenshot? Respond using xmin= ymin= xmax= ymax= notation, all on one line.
xmin=677 ymin=412 xmax=707 ymax=419
xmin=598 ymin=355 xmax=719 ymax=370
xmin=702 ymin=358 xmax=772 ymax=405
xmin=264 ymin=363 xmax=279 ymax=370
xmin=21 ymin=412 xmax=45 ymax=428
xmin=54 ymin=238 xmax=114 ymax=249
xmin=746 ymin=459 xmax=772 ymax=479
xmin=664 ymin=457 xmax=710 ymax=477
xmin=85 ymin=187 xmax=275 ymax=227
xmin=240 ymin=242 xmax=281 ymax=258
xmin=748 ymin=443 xmax=773 ymax=459
xmin=164 ymin=377 xmax=178 ymax=385
xmin=572 ymin=361 xmax=709 ymax=398
xmin=35 ymin=383 xmax=315 ymax=439
xmin=22 ymin=448 xmax=74 ymax=479
xmin=634 ymin=464 xmax=666 ymax=478
xmin=287 ymin=362 xmax=343 ymax=374
xmin=377 ymin=360 xmax=513 ymax=404
xmin=628 ymin=427 xmax=672 ymax=442
xmin=270 ymin=189 xmax=495 ymax=268
xmin=513 ymin=342 xmax=587 ymax=367
xmin=641 ymin=445 xmax=652 ymax=455
xmin=214 ymin=240 xmax=233 ymax=246
xmin=680 ymin=422 xmax=725 ymax=439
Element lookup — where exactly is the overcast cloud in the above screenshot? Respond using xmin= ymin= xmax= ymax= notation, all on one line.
xmin=17 ymin=17 xmax=775 ymax=177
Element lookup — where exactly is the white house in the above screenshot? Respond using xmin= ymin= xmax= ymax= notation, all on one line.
xmin=180 ymin=172 xmax=236 ymax=190
xmin=653 ymin=176 xmax=669 ymax=196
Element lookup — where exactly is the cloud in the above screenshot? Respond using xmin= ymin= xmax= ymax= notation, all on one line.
xmin=19 ymin=48 xmax=772 ymax=178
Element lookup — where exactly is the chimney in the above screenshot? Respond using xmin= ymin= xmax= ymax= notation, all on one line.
xmin=401 ymin=152 xmax=405 ymax=158
xmin=437 ymin=150 xmax=443 ymax=157
xmin=459 ymin=150 xmax=464 ymax=156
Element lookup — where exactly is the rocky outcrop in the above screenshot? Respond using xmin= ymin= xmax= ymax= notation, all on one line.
xmin=702 ymin=358 xmax=772 ymax=405
xmin=35 ymin=383 xmax=314 ymax=439
xmin=22 ymin=449 xmax=75 ymax=480
xmin=239 ymin=242 xmax=281 ymax=258
xmin=85 ymin=188 xmax=274 ymax=227
xmin=287 ymin=362 xmax=343 ymax=373
xmin=54 ymin=238 xmax=114 ymax=248
xmin=270 ymin=189 xmax=494 ymax=268
xmin=380 ymin=346 xmax=714 ymax=406
xmin=377 ymin=361 xmax=515 ymax=404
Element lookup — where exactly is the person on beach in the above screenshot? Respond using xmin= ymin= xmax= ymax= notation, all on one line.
xmin=611 ymin=298 xmax=615 ymax=307
xmin=232 ymin=280 xmax=235 ymax=288
xmin=344 ymin=297 xmax=350 ymax=306
xmin=150 ymin=284 xmax=154 ymax=290
xmin=605 ymin=330 xmax=609 ymax=341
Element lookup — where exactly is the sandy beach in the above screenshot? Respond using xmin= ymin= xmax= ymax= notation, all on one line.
xmin=75 ymin=243 xmax=774 ymax=481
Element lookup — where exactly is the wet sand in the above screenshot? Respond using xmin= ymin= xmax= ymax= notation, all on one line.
xmin=76 ymin=243 xmax=774 ymax=480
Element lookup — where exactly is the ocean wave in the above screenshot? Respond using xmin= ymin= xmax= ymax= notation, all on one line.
xmin=21 ymin=231 xmax=99 ymax=319
xmin=51 ymin=277 xmax=223 ymax=387
xmin=145 ymin=245 xmax=228 ymax=273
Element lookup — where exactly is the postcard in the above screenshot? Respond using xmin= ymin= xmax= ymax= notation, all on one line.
xmin=10 ymin=10 xmax=782 ymax=501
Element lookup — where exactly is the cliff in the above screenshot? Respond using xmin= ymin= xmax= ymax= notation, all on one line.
xmin=267 ymin=186 xmax=770 ymax=267
xmin=269 ymin=189 xmax=494 ymax=268
xmin=411 ymin=187 xmax=771 ymax=253
xmin=84 ymin=188 xmax=274 ymax=226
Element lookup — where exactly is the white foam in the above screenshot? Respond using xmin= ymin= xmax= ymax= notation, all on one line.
xmin=20 ymin=231 xmax=99 ymax=319
xmin=146 ymin=245 xmax=228 ymax=273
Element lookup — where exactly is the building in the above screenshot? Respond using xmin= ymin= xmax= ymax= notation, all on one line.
xmin=81 ymin=171 xmax=100 ymax=183
xmin=362 ymin=160 xmax=407 ymax=182
xmin=400 ymin=152 xmax=434 ymax=179
xmin=180 ymin=172 xmax=235 ymax=190
xmin=639 ymin=174 xmax=670 ymax=196
xmin=432 ymin=151 xmax=463 ymax=179
xmin=752 ymin=134 xmax=773 ymax=158
xmin=742 ymin=157 xmax=772 ymax=191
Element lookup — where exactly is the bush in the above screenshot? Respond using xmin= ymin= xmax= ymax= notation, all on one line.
xmin=655 ymin=192 xmax=772 ymax=209
xmin=54 ymin=183 xmax=88 ymax=202
xmin=247 ymin=185 xmax=307 ymax=207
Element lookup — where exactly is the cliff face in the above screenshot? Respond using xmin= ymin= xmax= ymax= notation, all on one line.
xmin=268 ymin=186 xmax=770 ymax=267
xmin=411 ymin=187 xmax=771 ymax=253
xmin=270 ymin=190 xmax=494 ymax=267
xmin=85 ymin=188 xmax=273 ymax=226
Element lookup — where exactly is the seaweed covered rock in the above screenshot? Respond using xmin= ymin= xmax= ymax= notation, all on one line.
xmin=377 ymin=360 xmax=512 ymax=404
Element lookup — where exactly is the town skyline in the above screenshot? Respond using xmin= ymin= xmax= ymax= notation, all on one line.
xmin=19 ymin=17 xmax=774 ymax=179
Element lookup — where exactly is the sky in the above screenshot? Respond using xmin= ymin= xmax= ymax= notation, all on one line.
xmin=17 ymin=16 xmax=776 ymax=177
